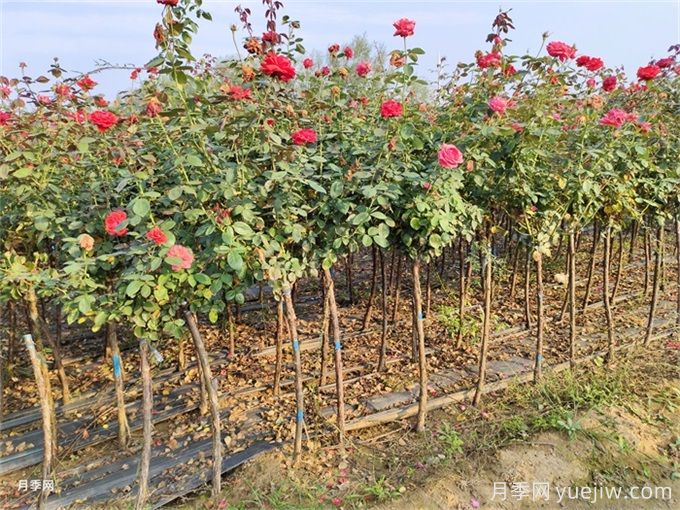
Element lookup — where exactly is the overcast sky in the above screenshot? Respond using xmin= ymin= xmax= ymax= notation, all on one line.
xmin=1 ymin=1 xmax=679 ymax=98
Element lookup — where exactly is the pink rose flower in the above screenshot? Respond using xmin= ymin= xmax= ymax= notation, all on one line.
xmin=438 ymin=144 xmax=463 ymax=168
xmin=167 ymin=244 xmax=194 ymax=271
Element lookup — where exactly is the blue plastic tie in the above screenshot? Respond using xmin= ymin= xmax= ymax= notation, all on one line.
xmin=113 ymin=354 xmax=122 ymax=379
xmin=296 ymin=409 xmax=304 ymax=422
xmin=292 ymin=339 xmax=300 ymax=352
xmin=418 ymin=312 xmax=424 ymax=321
xmin=334 ymin=340 xmax=342 ymax=351
xmin=536 ymin=354 xmax=544 ymax=363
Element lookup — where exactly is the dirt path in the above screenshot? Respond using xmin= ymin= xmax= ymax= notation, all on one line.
xmin=379 ymin=395 xmax=679 ymax=509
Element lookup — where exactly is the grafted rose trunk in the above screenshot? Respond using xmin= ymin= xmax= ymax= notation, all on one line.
xmin=24 ymin=334 xmax=53 ymax=509
xmin=283 ymin=287 xmax=305 ymax=460
xmin=107 ymin=322 xmax=130 ymax=447
xmin=26 ymin=287 xmax=71 ymax=404
xmin=323 ymin=268 xmax=346 ymax=448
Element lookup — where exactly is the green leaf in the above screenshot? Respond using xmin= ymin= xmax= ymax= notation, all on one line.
xmin=185 ymin=154 xmax=203 ymax=167
xmin=132 ymin=198 xmax=151 ymax=217
xmin=227 ymin=252 xmax=243 ymax=271
xmin=232 ymin=222 xmax=253 ymax=236
xmin=194 ymin=273 xmax=211 ymax=285
xmin=126 ymin=280 xmax=143 ymax=297
xmin=13 ymin=168 xmax=32 ymax=178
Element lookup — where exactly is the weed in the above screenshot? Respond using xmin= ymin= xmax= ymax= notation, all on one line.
xmin=438 ymin=422 xmax=464 ymax=456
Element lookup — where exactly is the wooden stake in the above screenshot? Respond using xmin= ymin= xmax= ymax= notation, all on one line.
xmin=533 ymin=251 xmax=545 ymax=382
xmin=185 ymin=311 xmax=222 ymax=497
xmin=456 ymin=239 xmax=466 ymax=349
xmin=644 ymin=224 xmax=664 ymax=346
xmin=523 ymin=247 xmax=532 ymax=329
xmin=581 ymin=222 xmax=600 ymax=312
xmin=473 ymin=238 xmax=492 ymax=406
xmin=283 ymin=287 xmax=305 ymax=460
xmin=135 ymin=339 xmax=152 ymax=510
xmin=377 ymin=249 xmax=388 ymax=372
xmin=568 ymin=232 xmax=577 ymax=368
xmin=273 ymin=300 xmax=284 ymax=396
xmin=361 ymin=246 xmax=378 ymax=330
xmin=318 ymin=289 xmax=331 ymax=388
xmin=324 ymin=268 xmax=346 ymax=449
xmin=602 ymin=226 xmax=615 ymax=363
xmin=412 ymin=258 xmax=428 ymax=431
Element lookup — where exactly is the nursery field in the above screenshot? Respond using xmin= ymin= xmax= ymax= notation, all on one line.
xmin=1 ymin=1 xmax=680 ymax=509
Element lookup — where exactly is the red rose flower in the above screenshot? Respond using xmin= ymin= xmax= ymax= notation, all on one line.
xmin=656 ymin=57 xmax=674 ymax=68
xmin=55 ymin=84 xmax=72 ymax=98
xmin=576 ymin=55 xmax=603 ymax=72
xmin=356 ymin=61 xmax=372 ymax=77
xmin=328 ymin=44 xmax=340 ymax=55
xmin=602 ymin=75 xmax=617 ymax=92
xmin=303 ymin=58 xmax=314 ymax=69
xmin=89 ymin=110 xmax=119 ymax=132
xmin=291 ymin=128 xmax=317 ymax=145
xmin=380 ymin=99 xmax=403 ymax=118
xmin=438 ymin=144 xmax=463 ymax=168
xmin=343 ymin=47 xmax=353 ymax=59
xmin=637 ymin=65 xmax=660 ymax=81
xmin=599 ymin=108 xmax=629 ymax=128
xmin=146 ymin=226 xmax=168 ymax=246
xmin=104 ymin=210 xmax=128 ymax=237
xmin=167 ymin=244 xmax=194 ymax=271
xmin=37 ymin=95 xmax=52 ymax=105
xmin=422 ymin=182 xmax=432 ymax=191
xmin=76 ymin=75 xmax=97 ymax=91
xmin=0 ymin=111 xmax=11 ymax=126
xmin=477 ymin=51 xmax=502 ymax=69
xmin=586 ymin=78 xmax=596 ymax=88
xmin=228 ymin=85 xmax=251 ymax=101
xmin=546 ymin=41 xmax=576 ymax=61
xmin=157 ymin=0 xmax=178 ymax=5
xmin=0 ymin=86 xmax=10 ymax=99
xmin=94 ymin=96 xmax=109 ymax=107
xmin=503 ymin=64 xmax=517 ymax=77
xmin=393 ymin=18 xmax=415 ymax=37
xmin=261 ymin=52 xmax=296 ymax=82
xmin=130 ymin=68 xmax=142 ymax=80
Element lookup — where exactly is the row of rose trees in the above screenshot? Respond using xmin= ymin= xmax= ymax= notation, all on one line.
xmin=1 ymin=0 xmax=679 ymax=507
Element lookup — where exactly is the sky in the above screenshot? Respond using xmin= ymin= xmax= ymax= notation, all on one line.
xmin=1 ymin=0 xmax=679 ymax=98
